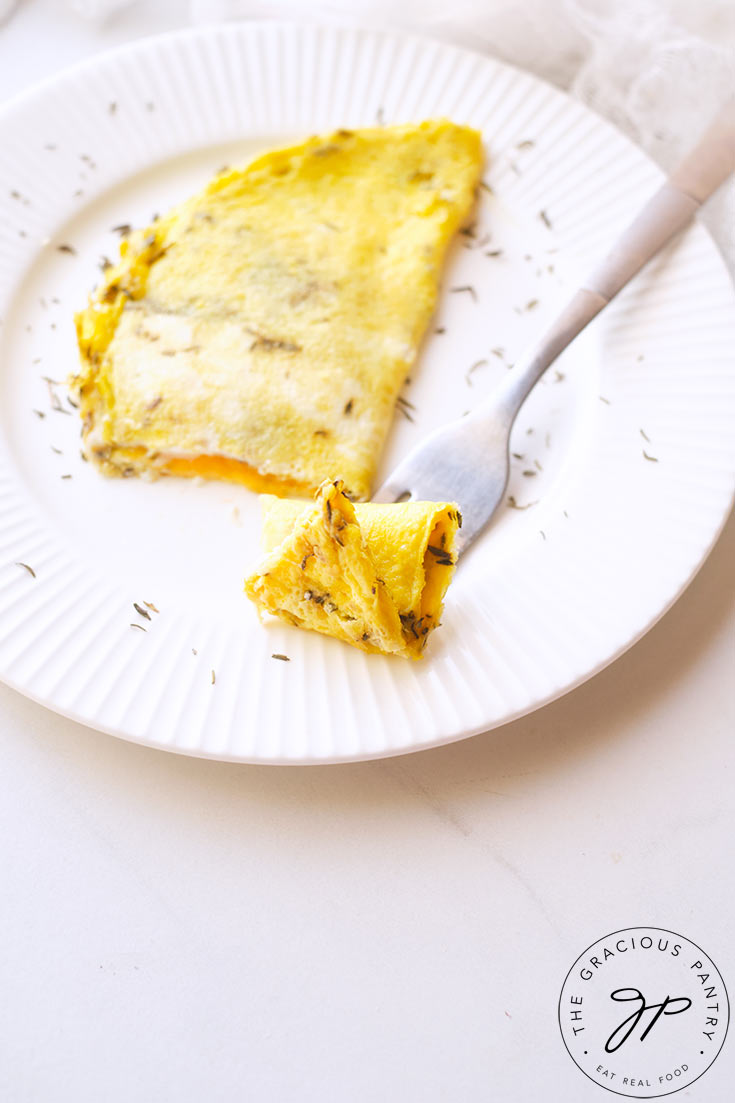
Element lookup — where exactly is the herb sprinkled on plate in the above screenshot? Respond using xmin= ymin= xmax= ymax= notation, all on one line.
xmin=450 ymin=285 xmax=477 ymax=301
xmin=465 ymin=359 xmax=488 ymax=385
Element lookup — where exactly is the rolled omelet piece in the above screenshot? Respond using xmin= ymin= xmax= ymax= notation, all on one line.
xmin=244 ymin=480 xmax=461 ymax=658
xmin=73 ymin=120 xmax=483 ymax=500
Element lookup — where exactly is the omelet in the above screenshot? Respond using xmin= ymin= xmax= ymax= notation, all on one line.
xmin=73 ymin=120 xmax=482 ymax=499
xmin=244 ymin=480 xmax=461 ymax=658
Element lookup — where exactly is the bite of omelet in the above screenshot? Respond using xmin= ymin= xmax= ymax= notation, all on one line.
xmin=72 ymin=120 xmax=482 ymax=500
xmin=244 ymin=480 xmax=461 ymax=658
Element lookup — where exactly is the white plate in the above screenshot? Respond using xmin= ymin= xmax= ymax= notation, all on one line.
xmin=0 ymin=23 xmax=733 ymax=763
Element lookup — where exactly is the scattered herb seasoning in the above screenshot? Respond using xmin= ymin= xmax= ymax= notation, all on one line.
xmin=108 ymin=102 xmax=117 ymax=115
xmin=247 ymin=329 xmax=301 ymax=352
xmin=516 ymin=139 xmax=535 ymax=151
xmin=525 ymin=299 xmax=539 ymax=311
xmin=534 ymin=459 xmax=543 ymax=472
xmin=459 ymin=224 xmax=476 ymax=239
xmin=133 ymin=602 xmax=151 ymax=621
xmin=512 ymin=452 xmax=524 ymax=460
xmin=57 ymin=243 xmax=77 ymax=255
xmin=637 ymin=354 xmax=645 ymax=362
xmin=507 ymin=496 xmax=538 ymax=510
xmin=395 ymin=400 xmax=415 ymax=423
xmin=15 ymin=562 xmax=36 ymax=578
xmin=599 ymin=395 xmax=611 ymax=405
xmin=144 ymin=601 xmax=159 ymax=613
xmin=539 ymin=209 xmax=552 ymax=229
xmin=435 ymin=327 xmax=446 ymax=334
xmin=99 ymin=256 xmax=113 ymax=272
xmin=50 ymin=446 xmax=62 ymax=455
xmin=376 ymin=106 xmax=385 ymax=126
xmin=44 ymin=378 xmax=71 ymax=415
xmin=192 ymin=648 xmax=198 ymax=656
xmin=522 ymin=470 xmax=537 ymax=478
xmin=563 ymin=510 xmax=569 ymax=519
xmin=426 ymin=545 xmax=454 ymax=567
xmin=343 ymin=398 xmax=353 ymax=415
xmin=272 ymin=653 xmax=290 ymax=662
xmin=479 ymin=180 xmax=493 ymax=195
xmin=553 ymin=371 xmax=565 ymax=383
xmin=640 ymin=428 xmax=651 ymax=442
xmin=465 ymin=358 xmax=488 ymax=384
xmin=130 ymin=623 xmax=146 ymax=631
xmin=61 ymin=474 xmax=72 ymax=480
xmin=450 ymin=285 xmax=477 ymax=301
xmin=485 ymin=249 xmax=503 ymax=258
xmin=642 ymin=450 xmax=659 ymax=462
xmin=539 ymin=530 xmax=547 ymax=541
xmin=32 ymin=409 xmax=45 ymax=419
xmin=211 ymin=669 xmax=216 ymax=685
xmin=112 ymin=223 xmax=132 ymax=236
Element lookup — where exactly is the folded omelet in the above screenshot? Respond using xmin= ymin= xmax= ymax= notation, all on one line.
xmin=244 ymin=480 xmax=461 ymax=658
xmin=73 ymin=121 xmax=482 ymax=499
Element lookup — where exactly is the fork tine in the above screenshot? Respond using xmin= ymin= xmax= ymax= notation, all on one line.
xmin=371 ymin=479 xmax=412 ymax=504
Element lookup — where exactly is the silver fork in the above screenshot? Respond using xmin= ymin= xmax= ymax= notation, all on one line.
xmin=373 ymin=103 xmax=735 ymax=554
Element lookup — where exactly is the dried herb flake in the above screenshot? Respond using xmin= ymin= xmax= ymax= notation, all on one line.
xmin=450 ymin=285 xmax=478 ymax=302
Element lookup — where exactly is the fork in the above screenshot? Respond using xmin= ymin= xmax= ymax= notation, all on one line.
xmin=373 ymin=103 xmax=735 ymax=554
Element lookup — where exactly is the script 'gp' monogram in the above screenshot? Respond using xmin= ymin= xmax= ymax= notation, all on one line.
xmin=558 ymin=927 xmax=730 ymax=1098
xmin=605 ymin=988 xmax=693 ymax=1053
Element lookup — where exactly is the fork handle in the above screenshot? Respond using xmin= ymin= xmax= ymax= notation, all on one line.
xmin=493 ymin=100 xmax=735 ymax=418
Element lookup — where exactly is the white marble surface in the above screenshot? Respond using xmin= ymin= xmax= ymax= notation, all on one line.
xmin=1 ymin=4 xmax=733 ymax=1100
